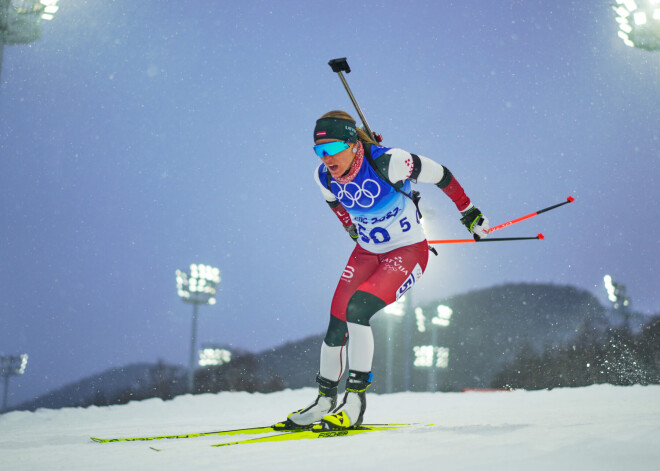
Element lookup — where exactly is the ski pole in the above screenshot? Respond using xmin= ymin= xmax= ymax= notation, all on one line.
xmin=488 ymin=196 xmax=575 ymax=234
xmin=328 ymin=58 xmax=379 ymax=143
xmin=428 ymin=234 xmax=545 ymax=244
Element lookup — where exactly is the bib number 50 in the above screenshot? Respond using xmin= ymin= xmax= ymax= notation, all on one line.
xmin=357 ymin=218 xmax=411 ymax=245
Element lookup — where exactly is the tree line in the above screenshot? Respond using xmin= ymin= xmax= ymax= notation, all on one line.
xmin=491 ymin=316 xmax=660 ymax=389
xmin=86 ymin=354 xmax=286 ymax=408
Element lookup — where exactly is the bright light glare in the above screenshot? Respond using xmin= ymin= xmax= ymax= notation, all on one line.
xmin=612 ymin=0 xmax=660 ymax=50
xmin=384 ymin=296 xmax=405 ymax=316
xmin=604 ymin=275 xmax=617 ymax=302
xmin=433 ymin=305 xmax=453 ymax=327
xmin=413 ymin=346 xmax=449 ymax=368
xmin=623 ymin=0 xmax=638 ymax=11
xmin=198 ymin=348 xmax=231 ymax=367
xmin=415 ymin=307 xmax=426 ymax=333
xmin=18 ymin=354 xmax=29 ymax=374
xmin=616 ymin=6 xmax=631 ymax=17
xmin=413 ymin=345 xmax=434 ymax=367
xmin=634 ymin=11 xmax=648 ymax=24
xmin=176 ymin=264 xmax=221 ymax=304
xmin=435 ymin=347 xmax=450 ymax=368
xmin=0 ymin=354 xmax=29 ymax=376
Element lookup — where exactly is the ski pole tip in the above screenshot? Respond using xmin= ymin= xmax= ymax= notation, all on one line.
xmin=537 ymin=233 xmax=545 ymax=240
xmin=567 ymin=196 xmax=575 ymax=203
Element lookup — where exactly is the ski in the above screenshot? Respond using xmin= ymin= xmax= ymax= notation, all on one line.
xmin=90 ymin=425 xmax=291 ymax=443
xmin=212 ymin=423 xmax=430 ymax=448
xmin=90 ymin=423 xmax=409 ymax=443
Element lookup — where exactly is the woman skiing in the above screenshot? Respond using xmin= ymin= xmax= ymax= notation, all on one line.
xmin=277 ymin=110 xmax=489 ymax=431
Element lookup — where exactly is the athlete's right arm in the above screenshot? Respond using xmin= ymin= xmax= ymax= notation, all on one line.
xmin=313 ymin=165 xmax=358 ymax=242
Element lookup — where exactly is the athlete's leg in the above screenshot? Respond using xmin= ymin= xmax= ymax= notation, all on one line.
xmin=322 ymin=241 xmax=430 ymax=429
xmin=319 ymin=316 xmax=347 ymax=382
xmin=345 ymin=240 xmax=430 ymax=372
xmin=285 ymin=245 xmax=379 ymax=427
xmin=319 ymin=244 xmax=380 ymax=380
xmin=345 ymin=292 xmax=385 ymax=372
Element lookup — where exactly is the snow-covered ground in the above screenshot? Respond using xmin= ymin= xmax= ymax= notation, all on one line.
xmin=1 ymin=384 xmax=658 ymax=471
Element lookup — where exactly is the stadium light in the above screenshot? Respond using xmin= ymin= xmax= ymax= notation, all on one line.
xmin=176 ymin=264 xmax=221 ymax=393
xmin=413 ymin=304 xmax=452 ymax=391
xmin=198 ymin=347 xmax=231 ymax=367
xmin=612 ymin=0 xmax=660 ymax=50
xmin=415 ymin=307 xmax=426 ymax=333
xmin=1 ymin=353 xmax=28 ymax=412
xmin=603 ymin=274 xmax=630 ymax=310
xmin=433 ymin=304 xmax=453 ymax=327
xmin=1 ymin=0 xmax=62 ymax=84
xmin=604 ymin=274 xmax=632 ymax=329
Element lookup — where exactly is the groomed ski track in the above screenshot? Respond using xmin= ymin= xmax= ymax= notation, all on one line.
xmin=1 ymin=384 xmax=658 ymax=471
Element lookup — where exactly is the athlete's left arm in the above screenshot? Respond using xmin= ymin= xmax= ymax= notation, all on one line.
xmin=386 ymin=149 xmax=490 ymax=239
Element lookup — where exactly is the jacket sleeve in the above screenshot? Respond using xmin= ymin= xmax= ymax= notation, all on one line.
xmin=313 ymin=165 xmax=337 ymax=202
xmin=387 ymin=149 xmax=472 ymax=212
xmin=313 ymin=165 xmax=353 ymax=227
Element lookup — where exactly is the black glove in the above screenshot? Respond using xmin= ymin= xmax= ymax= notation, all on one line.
xmin=460 ymin=206 xmax=490 ymax=240
xmin=344 ymin=224 xmax=359 ymax=242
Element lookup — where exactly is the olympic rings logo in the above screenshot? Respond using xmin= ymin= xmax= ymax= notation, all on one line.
xmin=331 ymin=179 xmax=382 ymax=208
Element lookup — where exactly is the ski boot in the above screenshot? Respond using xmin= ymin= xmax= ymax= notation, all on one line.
xmin=273 ymin=374 xmax=338 ymax=430
xmin=318 ymin=370 xmax=372 ymax=431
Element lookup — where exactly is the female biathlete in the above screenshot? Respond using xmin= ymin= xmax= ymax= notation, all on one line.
xmin=276 ymin=110 xmax=489 ymax=431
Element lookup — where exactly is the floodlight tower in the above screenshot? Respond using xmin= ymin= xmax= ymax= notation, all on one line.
xmin=176 ymin=264 xmax=221 ymax=393
xmin=428 ymin=305 xmax=452 ymax=391
xmin=1 ymin=353 xmax=28 ymax=412
xmin=0 ymin=0 xmax=61 ymax=84
xmin=612 ymin=0 xmax=660 ymax=51
xmin=198 ymin=346 xmax=232 ymax=367
xmin=382 ymin=296 xmax=406 ymax=393
xmin=412 ymin=304 xmax=452 ymax=391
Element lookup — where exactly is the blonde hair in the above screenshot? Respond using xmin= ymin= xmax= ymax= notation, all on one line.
xmin=320 ymin=110 xmax=379 ymax=146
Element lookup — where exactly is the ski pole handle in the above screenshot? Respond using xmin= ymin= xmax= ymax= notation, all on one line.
xmin=428 ymin=234 xmax=544 ymax=244
xmin=488 ymin=196 xmax=575 ymax=234
xmin=328 ymin=58 xmax=378 ymax=143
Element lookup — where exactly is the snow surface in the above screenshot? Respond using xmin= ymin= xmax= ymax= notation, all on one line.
xmin=1 ymin=385 xmax=659 ymax=471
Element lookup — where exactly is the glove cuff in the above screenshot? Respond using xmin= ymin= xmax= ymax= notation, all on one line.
xmin=460 ymin=203 xmax=475 ymax=216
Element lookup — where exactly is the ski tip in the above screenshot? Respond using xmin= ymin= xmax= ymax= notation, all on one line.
xmin=537 ymin=233 xmax=545 ymax=240
xmin=567 ymin=196 xmax=575 ymax=203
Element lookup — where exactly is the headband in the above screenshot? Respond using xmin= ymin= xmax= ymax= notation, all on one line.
xmin=314 ymin=117 xmax=358 ymax=143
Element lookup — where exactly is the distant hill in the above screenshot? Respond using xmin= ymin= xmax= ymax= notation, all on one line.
xmin=14 ymin=362 xmax=188 ymax=412
xmin=13 ymin=283 xmax=620 ymax=410
xmin=254 ymin=334 xmax=325 ymax=389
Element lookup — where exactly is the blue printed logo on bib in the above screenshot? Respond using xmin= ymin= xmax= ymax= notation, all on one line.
xmin=331 ymin=179 xmax=383 ymax=209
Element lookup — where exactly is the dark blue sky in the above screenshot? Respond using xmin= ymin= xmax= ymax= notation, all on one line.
xmin=1 ymin=0 xmax=658 ymax=407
